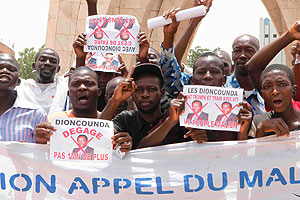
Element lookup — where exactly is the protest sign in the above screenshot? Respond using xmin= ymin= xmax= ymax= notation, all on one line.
xmin=2 ymin=132 xmax=300 ymax=199
xmin=85 ymin=52 xmax=120 ymax=72
xmin=84 ymin=15 xmax=139 ymax=54
xmin=50 ymin=118 xmax=113 ymax=162
xmin=180 ymin=85 xmax=244 ymax=131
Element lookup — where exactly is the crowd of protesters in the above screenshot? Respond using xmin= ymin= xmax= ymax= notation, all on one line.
xmin=1 ymin=0 xmax=300 ymax=153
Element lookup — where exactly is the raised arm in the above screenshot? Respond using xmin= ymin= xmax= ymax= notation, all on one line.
xmin=86 ymin=0 xmax=98 ymax=16
xmin=100 ymin=70 xmax=135 ymax=120
xmin=247 ymin=20 xmax=300 ymax=93
xmin=291 ymin=42 xmax=300 ymax=101
xmin=174 ymin=0 xmax=213 ymax=65
xmin=73 ymin=33 xmax=88 ymax=68
xmin=159 ymin=8 xmax=191 ymax=97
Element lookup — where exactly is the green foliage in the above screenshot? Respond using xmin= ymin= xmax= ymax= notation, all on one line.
xmin=186 ymin=46 xmax=220 ymax=68
xmin=17 ymin=45 xmax=45 ymax=79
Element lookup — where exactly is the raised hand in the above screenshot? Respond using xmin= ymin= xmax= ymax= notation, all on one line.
xmin=137 ymin=32 xmax=150 ymax=63
xmin=73 ymin=33 xmax=88 ymax=59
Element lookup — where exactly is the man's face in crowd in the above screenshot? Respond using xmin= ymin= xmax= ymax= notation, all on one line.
xmin=191 ymin=55 xmax=226 ymax=87
xmin=192 ymin=101 xmax=202 ymax=114
xmin=33 ymin=49 xmax=60 ymax=83
xmin=77 ymin=136 xmax=87 ymax=148
xmin=0 ymin=54 xmax=19 ymax=90
xmin=216 ymin=50 xmax=232 ymax=76
xmin=232 ymin=35 xmax=259 ymax=76
xmin=261 ymin=70 xmax=296 ymax=113
xmin=69 ymin=69 xmax=100 ymax=111
xmin=222 ymin=103 xmax=232 ymax=115
xmin=136 ymin=47 xmax=160 ymax=65
xmin=105 ymin=77 xmax=132 ymax=116
xmin=134 ymin=73 xmax=163 ymax=114
xmin=96 ymin=71 xmax=116 ymax=92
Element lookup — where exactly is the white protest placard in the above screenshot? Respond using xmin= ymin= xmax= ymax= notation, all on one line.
xmin=84 ymin=15 xmax=139 ymax=54
xmin=180 ymin=85 xmax=244 ymax=131
xmin=85 ymin=52 xmax=120 ymax=72
xmin=50 ymin=118 xmax=113 ymax=162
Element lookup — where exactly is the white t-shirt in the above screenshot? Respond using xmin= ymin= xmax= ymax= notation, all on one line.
xmin=16 ymin=76 xmax=69 ymax=115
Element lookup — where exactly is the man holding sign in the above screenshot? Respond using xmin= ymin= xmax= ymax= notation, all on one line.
xmin=137 ymin=53 xmax=253 ymax=148
xmin=35 ymin=67 xmax=132 ymax=153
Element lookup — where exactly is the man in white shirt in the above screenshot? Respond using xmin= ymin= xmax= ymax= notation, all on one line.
xmin=16 ymin=48 xmax=69 ymax=114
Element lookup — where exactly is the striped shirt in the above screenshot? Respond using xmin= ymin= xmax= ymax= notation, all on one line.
xmin=0 ymin=95 xmax=47 ymax=143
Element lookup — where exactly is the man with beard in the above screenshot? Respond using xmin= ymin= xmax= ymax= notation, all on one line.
xmin=137 ymin=52 xmax=253 ymax=148
xmin=16 ymin=48 xmax=69 ymax=115
xmin=101 ymin=63 xmax=190 ymax=150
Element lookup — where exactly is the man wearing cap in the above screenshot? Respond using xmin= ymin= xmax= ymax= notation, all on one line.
xmin=101 ymin=63 xmax=190 ymax=150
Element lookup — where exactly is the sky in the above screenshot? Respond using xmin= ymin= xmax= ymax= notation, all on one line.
xmin=191 ymin=0 xmax=270 ymax=54
xmin=0 ymin=0 xmax=270 ymax=58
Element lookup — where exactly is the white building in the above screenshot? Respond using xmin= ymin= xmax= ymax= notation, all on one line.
xmin=259 ymin=17 xmax=286 ymax=65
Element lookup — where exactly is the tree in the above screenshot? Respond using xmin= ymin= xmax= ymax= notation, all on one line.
xmin=17 ymin=45 xmax=45 ymax=79
xmin=186 ymin=46 xmax=220 ymax=68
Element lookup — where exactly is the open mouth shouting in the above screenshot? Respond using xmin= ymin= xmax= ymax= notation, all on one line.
xmin=272 ymin=98 xmax=283 ymax=108
xmin=78 ymin=93 xmax=89 ymax=104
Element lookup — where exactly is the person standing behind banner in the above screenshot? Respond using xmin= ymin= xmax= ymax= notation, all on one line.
xmin=251 ymin=65 xmax=300 ymax=137
xmin=135 ymin=51 xmax=253 ymax=148
xmin=0 ymin=53 xmax=47 ymax=142
xmin=16 ymin=48 xmax=70 ymax=115
xmin=245 ymin=20 xmax=300 ymax=137
xmin=35 ymin=66 xmax=132 ymax=152
xmin=159 ymin=2 xmax=265 ymax=115
xmin=100 ymin=63 xmax=192 ymax=150
xmin=247 ymin=20 xmax=300 ymax=112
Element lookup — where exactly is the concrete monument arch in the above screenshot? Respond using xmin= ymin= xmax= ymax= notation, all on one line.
xmin=46 ymin=0 xmax=299 ymax=73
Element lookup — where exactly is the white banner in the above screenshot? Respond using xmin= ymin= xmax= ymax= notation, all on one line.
xmin=2 ymin=132 xmax=300 ymax=199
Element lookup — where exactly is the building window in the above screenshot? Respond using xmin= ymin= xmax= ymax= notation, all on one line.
xmin=273 ymin=34 xmax=277 ymax=38
xmin=265 ymin=34 xmax=269 ymax=38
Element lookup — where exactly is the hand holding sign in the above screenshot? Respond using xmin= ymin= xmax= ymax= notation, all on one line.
xmin=237 ymin=102 xmax=253 ymax=140
xmin=35 ymin=122 xmax=56 ymax=144
xmin=168 ymin=93 xmax=186 ymax=124
xmin=73 ymin=33 xmax=88 ymax=59
xmin=137 ymin=32 xmax=150 ymax=63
